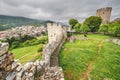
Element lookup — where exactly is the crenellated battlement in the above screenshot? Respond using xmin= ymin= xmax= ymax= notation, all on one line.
xmin=97 ymin=7 xmax=112 ymax=12
xmin=47 ymin=23 xmax=62 ymax=27
xmin=47 ymin=23 xmax=67 ymax=43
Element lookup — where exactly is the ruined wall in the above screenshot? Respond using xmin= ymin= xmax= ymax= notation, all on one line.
xmin=96 ymin=7 xmax=112 ymax=24
xmin=0 ymin=23 xmax=66 ymax=80
xmin=106 ymin=39 xmax=120 ymax=45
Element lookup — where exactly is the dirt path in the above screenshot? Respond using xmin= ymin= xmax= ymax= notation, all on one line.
xmin=81 ymin=40 xmax=104 ymax=80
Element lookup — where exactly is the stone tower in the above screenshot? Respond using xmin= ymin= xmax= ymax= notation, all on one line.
xmin=47 ymin=23 xmax=67 ymax=43
xmin=96 ymin=7 xmax=112 ymax=24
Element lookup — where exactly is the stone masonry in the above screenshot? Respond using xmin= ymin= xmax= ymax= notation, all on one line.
xmin=106 ymin=38 xmax=120 ymax=45
xmin=0 ymin=23 xmax=67 ymax=80
xmin=96 ymin=7 xmax=112 ymax=24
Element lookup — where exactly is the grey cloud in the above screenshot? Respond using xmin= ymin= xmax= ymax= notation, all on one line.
xmin=0 ymin=0 xmax=120 ymax=23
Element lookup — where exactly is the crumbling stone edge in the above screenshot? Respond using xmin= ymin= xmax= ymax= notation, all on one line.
xmin=0 ymin=23 xmax=67 ymax=80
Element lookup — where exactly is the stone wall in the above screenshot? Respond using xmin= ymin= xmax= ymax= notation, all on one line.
xmin=0 ymin=23 xmax=67 ymax=80
xmin=106 ymin=38 xmax=120 ymax=45
xmin=47 ymin=23 xmax=67 ymax=43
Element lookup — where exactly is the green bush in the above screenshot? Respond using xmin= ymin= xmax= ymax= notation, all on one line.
xmin=37 ymin=45 xmax=43 ymax=52
xmin=8 ymin=36 xmax=48 ymax=50
xmin=42 ymin=31 xmax=48 ymax=36
xmin=9 ymin=41 xmax=20 ymax=50
xmin=22 ymin=36 xmax=48 ymax=47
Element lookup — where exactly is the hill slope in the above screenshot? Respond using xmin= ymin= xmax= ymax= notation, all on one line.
xmin=0 ymin=15 xmax=54 ymax=31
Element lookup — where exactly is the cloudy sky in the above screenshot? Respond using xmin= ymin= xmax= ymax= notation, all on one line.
xmin=0 ymin=0 xmax=120 ymax=23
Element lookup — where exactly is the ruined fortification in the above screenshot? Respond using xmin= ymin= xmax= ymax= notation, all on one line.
xmin=0 ymin=23 xmax=67 ymax=80
xmin=47 ymin=23 xmax=67 ymax=43
xmin=96 ymin=7 xmax=112 ymax=24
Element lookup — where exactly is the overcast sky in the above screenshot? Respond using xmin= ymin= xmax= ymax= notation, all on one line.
xmin=0 ymin=0 xmax=120 ymax=23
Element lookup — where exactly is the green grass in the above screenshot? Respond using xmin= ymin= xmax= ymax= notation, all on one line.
xmin=75 ymin=34 xmax=113 ymax=40
xmin=59 ymin=34 xmax=120 ymax=80
xmin=91 ymin=42 xmax=120 ymax=80
xmin=11 ymin=44 xmax=43 ymax=64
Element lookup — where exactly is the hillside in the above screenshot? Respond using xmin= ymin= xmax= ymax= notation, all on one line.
xmin=0 ymin=15 xmax=54 ymax=31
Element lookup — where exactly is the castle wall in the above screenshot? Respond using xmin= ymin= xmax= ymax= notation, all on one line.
xmin=0 ymin=23 xmax=66 ymax=80
xmin=96 ymin=7 xmax=112 ymax=24
xmin=47 ymin=23 xmax=67 ymax=43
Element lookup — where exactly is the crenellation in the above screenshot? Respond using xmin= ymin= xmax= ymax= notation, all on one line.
xmin=47 ymin=23 xmax=67 ymax=43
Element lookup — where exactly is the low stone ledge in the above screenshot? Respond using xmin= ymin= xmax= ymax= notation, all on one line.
xmin=106 ymin=38 xmax=120 ymax=45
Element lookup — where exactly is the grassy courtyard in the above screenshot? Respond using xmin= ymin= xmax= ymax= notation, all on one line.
xmin=59 ymin=34 xmax=120 ymax=80
xmin=11 ymin=44 xmax=43 ymax=64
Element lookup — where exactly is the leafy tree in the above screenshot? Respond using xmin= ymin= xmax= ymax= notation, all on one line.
xmin=74 ymin=23 xmax=81 ymax=33
xmin=69 ymin=19 xmax=78 ymax=29
xmin=99 ymin=24 xmax=108 ymax=34
xmin=6 ymin=35 xmax=36 ymax=49
xmin=108 ymin=22 xmax=120 ymax=37
xmin=84 ymin=16 xmax=102 ymax=32
xmin=20 ymin=35 xmax=36 ymax=42
xmin=80 ymin=23 xmax=90 ymax=37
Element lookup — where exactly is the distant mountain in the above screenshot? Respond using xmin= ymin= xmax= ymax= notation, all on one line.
xmin=0 ymin=15 xmax=55 ymax=31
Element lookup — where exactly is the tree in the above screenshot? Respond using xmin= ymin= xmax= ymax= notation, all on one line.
xmin=84 ymin=16 xmax=102 ymax=32
xmin=69 ymin=19 xmax=78 ymax=29
xmin=74 ymin=23 xmax=81 ymax=33
xmin=80 ymin=23 xmax=90 ymax=37
xmin=9 ymin=41 xmax=20 ymax=50
xmin=99 ymin=24 xmax=108 ymax=34
xmin=108 ymin=22 xmax=120 ymax=37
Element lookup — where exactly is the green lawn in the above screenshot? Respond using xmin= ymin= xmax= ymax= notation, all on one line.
xmin=11 ymin=44 xmax=43 ymax=64
xmin=75 ymin=34 xmax=113 ymax=40
xmin=59 ymin=34 xmax=120 ymax=80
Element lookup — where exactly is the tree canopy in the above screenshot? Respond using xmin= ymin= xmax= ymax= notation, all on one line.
xmin=84 ymin=16 xmax=102 ymax=32
xmin=69 ymin=19 xmax=78 ymax=29
xmin=74 ymin=23 xmax=81 ymax=33
xmin=108 ymin=21 xmax=120 ymax=37
xmin=80 ymin=23 xmax=90 ymax=37
xmin=99 ymin=24 xmax=108 ymax=34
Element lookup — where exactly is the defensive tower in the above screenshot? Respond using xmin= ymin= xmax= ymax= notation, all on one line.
xmin=96 ymin=7 xmax=112 ymax=24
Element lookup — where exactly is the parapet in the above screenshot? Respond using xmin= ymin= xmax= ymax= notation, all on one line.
xmin=97 ymin=7 xmax=112 ymax=12
xmin=47 ymin=23 xmax=65 ymax=28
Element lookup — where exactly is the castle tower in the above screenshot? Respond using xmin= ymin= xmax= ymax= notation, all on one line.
xmin=47 ymin=23 xmax=67 ymax=43
xmin=96 ymin=7 xmax=112 ymax=24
